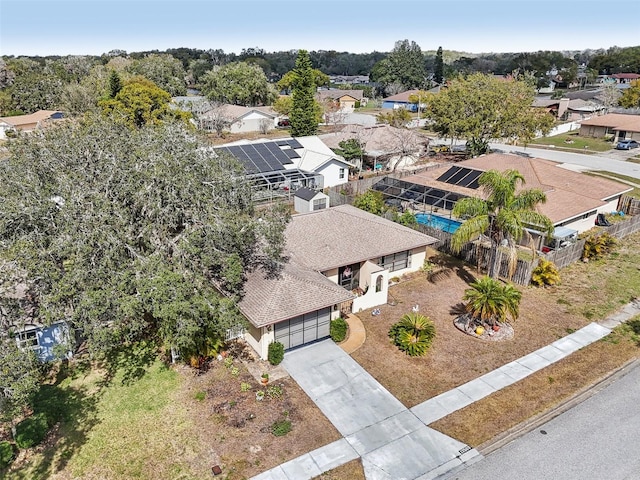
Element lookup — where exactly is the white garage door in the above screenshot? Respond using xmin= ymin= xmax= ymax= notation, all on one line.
xmin=274 ymin=307 xmax=331 ymax=350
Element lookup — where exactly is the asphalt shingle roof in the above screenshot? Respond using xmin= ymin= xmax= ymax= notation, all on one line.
xmin=286 ymin=204 xmax=438 ymax=272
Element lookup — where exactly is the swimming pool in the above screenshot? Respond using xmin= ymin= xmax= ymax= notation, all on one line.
xmin=415 ymin=213 xmax=462 ymax=233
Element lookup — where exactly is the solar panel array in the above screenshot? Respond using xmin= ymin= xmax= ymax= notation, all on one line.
xmin=217 ymin=140 xmax=304 ymax=173
xmin=436 ymin=166 xmax=482 ymax=189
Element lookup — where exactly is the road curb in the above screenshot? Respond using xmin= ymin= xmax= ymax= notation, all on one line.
xmin=476 ymin=356 xmax=640 ymax=456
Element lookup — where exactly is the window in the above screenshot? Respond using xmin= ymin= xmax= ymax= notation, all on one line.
xmin=313 ymin=198 xmax=327 ymax=210
xmin=339 ymin=263 xmax=360 ymax=289
xmin=339 ymin=168 xmax=345 ymax=179
xmin=15 ymin=328 xmax=38 ymax=349
xmin=378 ymin=250 xmax=411 ymax=272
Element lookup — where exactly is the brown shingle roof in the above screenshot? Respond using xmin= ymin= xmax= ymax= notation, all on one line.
xmin=401 ymin=154 xmax=631 ymax=224
xmin=382 ymin=89 xmax=421 ymax=102
xmin=238 ymin=262 xmax=354 ymax=327
xmin=580 ymin=113 xmax=640 ymax=132
xmin=0 ymin=110 xmax=62 ymax=127
xmin=286 ymin=204 xmax=437 ymax=271
xmin=316 ymin=89 xmax=364 ymax=102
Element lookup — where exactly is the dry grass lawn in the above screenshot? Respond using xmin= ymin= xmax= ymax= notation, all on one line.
xmin=314 ymin=458 xmax=366 ymax=480
xmin=352 ymin=229 xmax=640 ymax=447
xmin=352 ymin=251 xmax=592 ymax=408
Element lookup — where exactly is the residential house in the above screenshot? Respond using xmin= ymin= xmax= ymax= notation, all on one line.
xmin=372 ymin=153 xmax=632 ymax=246
xmin=579 ymin=113 xmax=640 ymax=142
xmin=215 ymin=135 xmax=354 ymax=193
xmin=532 ymin=98 xmax=570 ymax=119
xmin=606 ymin=73 xmax=640 ymax=84
xmin=316 ymin=89 xmax=364 ymax=111
xmin=319 ymin=124 xmax=428 ymax=171
xmin=0 ymin=110 xmax=64 ymax=139
xmin=381 ymin=87 xmax=439 ymax=112
xmin=329 ymin=75 xmax=370 ymax=85
xmin=1 ymin=281 xmax=73 ymax=362
xmin=238 ymin=204 xmax=438 ymax=358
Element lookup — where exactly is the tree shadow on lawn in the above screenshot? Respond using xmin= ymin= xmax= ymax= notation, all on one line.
xmin=429 ymin=252 xmax=478 ymax=285
xmin=8 ymin=360 xmax=103 ymax=479
xmin=8 ymin=342 xmax=160 ymax=480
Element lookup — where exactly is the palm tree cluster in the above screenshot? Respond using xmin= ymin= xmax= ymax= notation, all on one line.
xmin=463 ymin=276 xmax=522 ymax=327
xmin=451 ymin=169 xmax=554 ymax=279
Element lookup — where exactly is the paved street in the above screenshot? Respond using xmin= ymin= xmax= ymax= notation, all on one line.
xmin=489 ymin=143 xmax=640 ymax=181
xmin=445 ymin=361 xmax=640 ymax=480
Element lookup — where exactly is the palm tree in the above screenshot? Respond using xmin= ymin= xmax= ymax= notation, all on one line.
xmin=451 ymin=169 xmax=554 ymax=279
xmin=463 ymin=276 xmax=522 ymax=327
xmin=388 ymin=312 xmax=436 ymax=356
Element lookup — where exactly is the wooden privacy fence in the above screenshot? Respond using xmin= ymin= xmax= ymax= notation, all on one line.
xmin=542 ymin=239 xmax=586 ymax=269
xmin=618 ymin=195 xmax=640 ymax=217
xmin=416 ymin=224 xmax=536 ymax=286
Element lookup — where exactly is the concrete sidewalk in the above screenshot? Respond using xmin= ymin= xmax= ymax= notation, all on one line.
xmin=251 ymin=300 xmax=640 ymax=480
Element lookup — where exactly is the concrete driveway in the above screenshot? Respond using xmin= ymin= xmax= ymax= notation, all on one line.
xmin=282 ymin=340 xmax=479 ymax=480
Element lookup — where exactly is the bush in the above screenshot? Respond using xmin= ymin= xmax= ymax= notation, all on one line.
xmin=271 ymin=419 xmax=292 ymax=436
xmin=582 ymin=231 xmax=617 ymax=260
xmin=15 ymin=412 xmax=49 ymax=449
xmin=531 ymin=259 xmax=561 ymax=287
xmin=268 ymin=341 xmax=284 ymax=366
xmin=330 ymin=318 xmax=348 ymax=343
xmin=0 ymin=441 xmax=15 ymax=469
xmin=388 ymin=313 xmax=436 ymax=357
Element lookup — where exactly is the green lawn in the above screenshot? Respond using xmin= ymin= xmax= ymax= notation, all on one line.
xmin=5 ymin=360 xmax=200 ymax=480
xmin=527 ymin=130 xmax=613 ymax=152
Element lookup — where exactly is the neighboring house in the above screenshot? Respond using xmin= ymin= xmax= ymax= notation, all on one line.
xmin=607 ymin=73 xmax=640 ymax=84
xmin=1 ymin=280 xmax=73 ymax=362
xmin=12 ymin=322 xmax=73 ymax=362
xmin=579 ymin=113 xmax=640 ymax=142
xmin=294 ymin=187 xmax=329 ymax=213
xmin=215 ymin=135 xmax=354 ymax=192
xmin=202 ymin=105 xmax=278 ymax=134
xmin=532 ymin=97 xmax=570 ymax=119
xmin=565 ymin=99 xmax=606 ymax=120
xmin=372 ymin=153 xmax=632 ymax=244
xmin=319 ymin=124 xmax=427 ymax=171
xmin=381 ymin=87 xmax=439 ymax=112
xmin=238 ymin=204 xmax=438 ymax=358
xmin=0 ymin=110 xmax=64 ymax=139
xmin=329 ymin=75 xmax=370 ymax=85
xmin=316 ymin=89 xmax=364 ymax=111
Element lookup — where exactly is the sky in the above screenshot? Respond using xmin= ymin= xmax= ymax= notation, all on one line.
xmin=0 ymin=0 xmax=638 ymax=57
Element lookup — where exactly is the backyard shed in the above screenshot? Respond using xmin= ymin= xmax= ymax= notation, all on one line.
xmin=294 ymin=187 xmax=329 ymax=213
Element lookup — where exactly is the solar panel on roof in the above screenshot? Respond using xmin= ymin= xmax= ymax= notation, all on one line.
xmin=459 ymin=170 xmax=482 ymax=188
xmin=448 ymin=168 xmax=471 ymax=185
xmin=436 ymin=166 xmax=460 ymax=183
xmin=284 ymin=149 xmax=301 ymax=159
xmin=286 ymin=139 xmax=303 ymax=149
xmin=276 ymin=140 xmax=289 ymax=146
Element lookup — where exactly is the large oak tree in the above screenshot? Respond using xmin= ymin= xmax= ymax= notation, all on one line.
xmin=424 ymin=73 xmax=554 ymax=156
xmin=0 ymin=116 xmax=289 ymax=360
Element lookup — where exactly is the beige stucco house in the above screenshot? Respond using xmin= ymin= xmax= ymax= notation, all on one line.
xmin=238 ymin=205 xmax=437 ymax=359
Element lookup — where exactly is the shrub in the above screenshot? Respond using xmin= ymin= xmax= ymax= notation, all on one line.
xmin=271 ymin=419 xmax=292 ymax=436
xmin=267 ymin=341 xmax=284 ymax=366
xmin=266 ymin=384 xmax=283 ymax=400
xmin=240 ymin=382 xmax=252 ymax=392
xmin=582 ymin=231 xmax=617 ymax=260
xmin=330 ymin=318 xmax=348 ymax=343
xmin=463 ymin=276 xmax=522 ymax=325
xmin=15 ymin=413 xmax=49 ymax=449
xmin=0 ymin=441 xmax=15 ymax=469
xmin=388 ymin=313 xmax=436 ymax=356
xmin=194 ymin=391 xmax=206 ymax=401
xmin=531 ymin=259 xmax=561 ymax=287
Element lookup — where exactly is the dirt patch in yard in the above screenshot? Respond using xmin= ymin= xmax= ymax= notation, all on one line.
xmin=178 ymin=354 xmax=341 ymax=479
xmin=351 ymin=254 xmax=593 ymax=408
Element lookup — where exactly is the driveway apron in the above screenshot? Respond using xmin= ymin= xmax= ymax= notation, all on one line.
xmin=282 ymin=340 xmax=480 ymax=480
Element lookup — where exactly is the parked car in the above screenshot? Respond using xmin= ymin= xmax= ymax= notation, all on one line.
xmin=429 ymin=144 xmax=450 ymax=153
xmin=616 ymin=139 xmax=640 ymax=150
xmin=277 ymin=119 xmax=291 ymax=127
